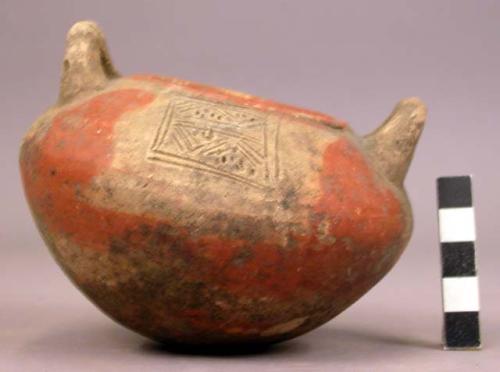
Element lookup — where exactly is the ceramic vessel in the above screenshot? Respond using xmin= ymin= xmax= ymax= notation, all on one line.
xmin=20 ymin=21 xmax=427 ymax=345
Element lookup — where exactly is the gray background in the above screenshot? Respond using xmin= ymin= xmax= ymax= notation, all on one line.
xmin=1 ymin=0 xmax=499 ymax=370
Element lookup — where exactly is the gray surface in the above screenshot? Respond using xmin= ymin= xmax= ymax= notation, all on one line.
xmin=1 ymin=0 xmax=499 ymax=371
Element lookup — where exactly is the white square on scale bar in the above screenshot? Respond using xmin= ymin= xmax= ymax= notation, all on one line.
xmin=442 ymin=277 xmax=480 ymax=312
xmin=438 ymin=207 xmax=476 ymax=243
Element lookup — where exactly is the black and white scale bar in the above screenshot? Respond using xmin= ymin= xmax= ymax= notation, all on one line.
xmin=437 ymin=176 xmax=481 ymax=349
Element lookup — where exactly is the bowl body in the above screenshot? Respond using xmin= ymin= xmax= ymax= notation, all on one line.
xmin=20 ymin=75 xmax=411 ymax=344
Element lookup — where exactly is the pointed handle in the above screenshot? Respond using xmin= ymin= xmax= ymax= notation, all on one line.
xmin=59 ymin=21 xmax=119 ymax=104
xmin=363 ymin=98 xmax=427 ymax=185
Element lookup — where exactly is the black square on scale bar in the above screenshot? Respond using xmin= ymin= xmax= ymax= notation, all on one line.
xmin=441 ymin=242 xmax=476 ymax=277
xmin=444 ymin=312 xmax=481 ymax=349
xmin=437 ymin=176 xmax=472 ymax=208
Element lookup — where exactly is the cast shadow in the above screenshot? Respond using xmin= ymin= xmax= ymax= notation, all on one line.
xmin=141 ymin=338 xmax=306 ymax=357
xmin=23 ymin=318 xmax=438 ymax=360
xmin=140 ymin=325 xmax=438 ymax=358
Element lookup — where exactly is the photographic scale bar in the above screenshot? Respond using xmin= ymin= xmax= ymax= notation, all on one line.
xmin=437 ymin=175 xmax=481 ymax=350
